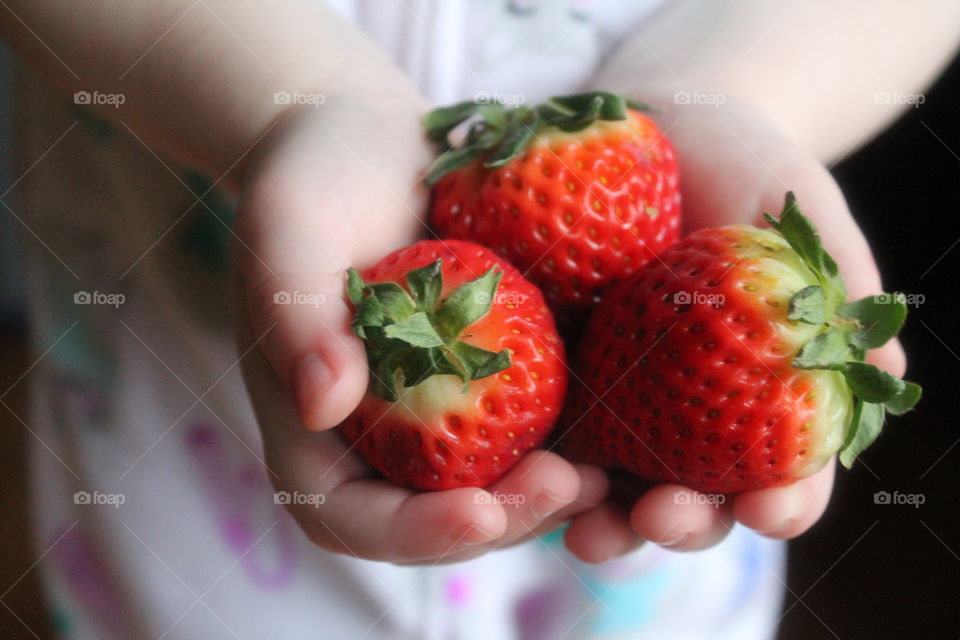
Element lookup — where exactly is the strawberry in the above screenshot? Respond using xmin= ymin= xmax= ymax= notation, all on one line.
xmin=341 ymin=239 xmax=567 ymax=491
xmin=561 ymin=193 xmax=920 ymax=493
xmin=424 ymin=91 xmax=681 ymax=314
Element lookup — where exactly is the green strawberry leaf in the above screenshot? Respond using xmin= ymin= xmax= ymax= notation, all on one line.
xmin=884 ymin=381 xmax=922 ymax=415
xmin=425 ymin=144 xmax=484 ymax=186
xmin=838 ymin=294 xmax=907 ymax=349
xmin=485 ymin=111 xmax=538 ymax=168
xmin=765 ymin=192 xmax=827 ymax=282
xmin=542 ymin=91 xmax=629 ymax=123
xmin=405 ymin=260 xmax=443 ymax=309
xmin=449 ymin=341 xmax=511 ymax=381
xmin=788 ymin=285 xmax=827 ymax=324
xmin=397 ymin=346 xmax=462 ymax=389
xmin=423 ymin=91 xmax=644 ymax=183
xmin=347 ymin=268 xmax=364 ymax=304
xmin=793 ymin=329 xmax=850 ymax=370
xmin=822 ymin=250 xmax=840 ymax=279
xmin=347 ymin=258 xmax=512 ymax=402
xmin=841 ymin=362 xmax=905 ymax=403
xmin=839 ymin=400 xmax=885 ymax=468
xmin=766 ymin=191 xmax=921 ymax=467
xmin=383 ymin=312 xmax=444 ymax=348
xmin=422 ymin=101 xmax=481 ymax=144
xmin=370 ymin=351 xmax=403 ymax=402
xmin=366 ymin=282 xmax=416 ymax=322
xmin=434 ymin=266 xmax=502 ymax=341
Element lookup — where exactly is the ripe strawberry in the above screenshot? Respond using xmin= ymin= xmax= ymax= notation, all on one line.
xmin=341 ymin=239 xmax=567 ymax=491
xmin=424 ymin=91 xmax=681 ymax=314
xmin=561 ymin=194 xmax=920 ymax=493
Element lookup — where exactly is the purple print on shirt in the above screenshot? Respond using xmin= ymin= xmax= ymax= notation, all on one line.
xmin=50 ymin=524 xmax=131 ymax=638
xmin=185 ymin=422 xmax=297 ymax=590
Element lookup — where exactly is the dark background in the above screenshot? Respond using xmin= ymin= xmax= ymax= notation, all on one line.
xmin=780 ymin=54 xmax=960 ymax=638
xmin=2 ymin=54 xmax=959 ymax=640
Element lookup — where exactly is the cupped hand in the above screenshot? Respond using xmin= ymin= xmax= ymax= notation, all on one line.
xmin=234 ymin=99 xmax=607 ymax=565
xmin=563 ymin=96 xmax=907 ymax=563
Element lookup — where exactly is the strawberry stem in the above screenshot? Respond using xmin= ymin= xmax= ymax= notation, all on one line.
xmin=765 ymin=193 xmax=921 ymax=467
xmin=422 ymin=91 xmax=650 ymax=185
xmin=347 ymin=260 xmax=511 ymax=402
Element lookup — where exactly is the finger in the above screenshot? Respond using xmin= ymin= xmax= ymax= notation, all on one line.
xmin=483 ymin=451 xmax=580 ymax=542
xmin=486 ymin=463 xmax=611 ymax=552
xmin=867 ymin=339 xmax=907 ymax=377
xmin=733 ymin=456 xmax=836 ymax=539
xmin=564 ymin=502 xmax=644 ymax=563
xmin=239 ymin=306 xmax=508 ymax=564
xmin=318 ymin=481 xmax=508 ymax=562
xmin=236 ymin=165 xmax=371 ymax=431
xmin=545 ymin=463 xmax=610 ymax=522
xmin=234 ymin=114 xmax=422 ymax=431
xmin=630 ymin=484 xmax=734 ymax=551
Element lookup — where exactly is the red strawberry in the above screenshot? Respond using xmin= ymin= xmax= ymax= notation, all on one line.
xmin=341 ymin=239 xmax=568 ymax=491
xmin=561 ymin=193 xmax=920 ymax=493
xmin=424 ymin=91 xmax=681 ymax=314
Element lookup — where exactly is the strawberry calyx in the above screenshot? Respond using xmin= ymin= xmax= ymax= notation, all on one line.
xmin=763 ymin=192 xmax=921 ymax=467
xmin=347 ymin=260 xmax=511 ymax=402
xmin=422 ymin=91 xmax=651 ymax=185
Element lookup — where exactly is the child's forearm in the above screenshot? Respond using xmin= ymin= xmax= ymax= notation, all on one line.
xmin=595 ymin=0 xmax=960 ymax=161
xmin=0 ymin=0 xmax=424 ymax=188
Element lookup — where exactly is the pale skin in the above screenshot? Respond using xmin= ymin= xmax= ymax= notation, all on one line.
xmin=3 ymin=0 xmax=958 ymax=565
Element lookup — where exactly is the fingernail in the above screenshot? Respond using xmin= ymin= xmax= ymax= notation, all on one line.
xmin=758 ymin=488 xmax=805 ymax=536
xmin=759 ymin=516 xmax=796 ymax=537
xmin=532 ymin=490 xmax=573 ymax=520
xmin=292 ymin=354 xmax=333 ymax=429
xmin=659 ymin=532 xmax=689 ymax=548
xmin=456 ymin=524 xmax=498 ymax=546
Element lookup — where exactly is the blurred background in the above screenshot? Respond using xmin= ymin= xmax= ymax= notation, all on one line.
xmin=1 ymin=46 xmax=959 ymax=640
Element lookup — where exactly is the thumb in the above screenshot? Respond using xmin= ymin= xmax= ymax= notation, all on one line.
xmin=240 ymin=265 xmax=369 ymax=431
xmin=233 ymin=164 xmax=371 ymax=431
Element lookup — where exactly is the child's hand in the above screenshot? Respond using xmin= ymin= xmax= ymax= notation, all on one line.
xmin=234 ymin=100 xmax=608 ymax=564
xmin=561 ymin=97 xmax=908 ymax=562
